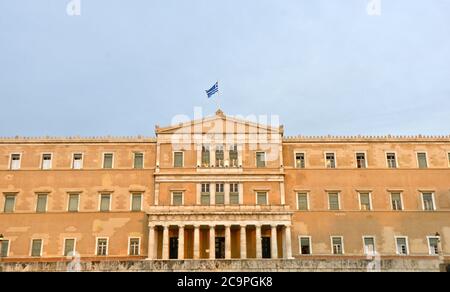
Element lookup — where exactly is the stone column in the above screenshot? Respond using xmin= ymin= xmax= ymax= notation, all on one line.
xmin=285 ymin=225 xmax=293 ymax=259
xmin=225 ymin=225 xmax=231 ymax=259
xmin=178 ymin=225 xmax=185 ymax=260
xmin=193 ymin=225 xmax=200 ymax=259
xmin=271 ymin=225 xmax=278 ymax=259
xmin=147 ymin=225 xmax=156 ymax=260
xmin=240 ymin=225 xmax=247 ymax=259
xmin=209 ymin=226 xmax=216 ymax=259
xmin=255 ymin=224 xmax=262 ymax=259
xmin=162 ymin=225 xmax=169 ymax=260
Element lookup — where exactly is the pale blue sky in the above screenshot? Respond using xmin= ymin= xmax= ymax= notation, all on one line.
xmin=1 ymin=0 xmax=449 ymax=136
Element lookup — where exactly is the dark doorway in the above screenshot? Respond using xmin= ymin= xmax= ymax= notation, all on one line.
xmin=169 ymin=237 xmax=178 ymax=259
xmin=215 ymin=237 xmax=225 ymax=259
xmin=262 ymin=237 xmax=271 ymax=259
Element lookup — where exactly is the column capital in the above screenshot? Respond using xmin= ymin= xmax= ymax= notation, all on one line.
xmin=178 ymin=225 xmax=185 ymax=229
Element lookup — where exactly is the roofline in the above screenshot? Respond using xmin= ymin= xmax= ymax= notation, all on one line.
xmin=0 ymin=136 xmax=156 ymax=144
xmin=283 ymin=135 xmax=450 ymax=143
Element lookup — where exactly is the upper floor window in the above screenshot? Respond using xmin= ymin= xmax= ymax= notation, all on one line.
xmin=297 ymin=193 xmax=309 ymax=211
xmin=31 ymin=239 xmax=43 ymax=257
xmin=359 ymin=192 xmax=372 ymax=211
xmin=331 ymin=236 xmax=344 ymax=255
xmin=133 ymin=152 xmax=144 ymax=169
xmin=201 ymin=146 xmax=210 ymax=167
xmin=363 ymin=237 xmax=376 ymax=255
xmin=36 ymin=193 xmax=48 ymax=213
xmin=422 ymin=192 xmax=436 ymax=211
xmin=256 ymin=152 xmax=266 ymax=168
xmin=200 ymin=184 xmax=210 ymax=205
xmin=417 ymin=152 xmax=428 ymax=168
xmin=386 ymin=153 xmax=397 ymax=168
xmin=356 ymin=153 xmax=367 ymax=169
xmin=295 ymin=152 xmax=305 ymax=169
xmin=325 ymin=153 xmax=336 ymax=168
xmin=173 ymin=151 xmax=183 ymax=168
xmin=3 ymin=194 xmax=16 ymax=213
xmin=68 ymin=193 xmax=80 ymax=212
xmin=64 ymin=238 xmax=76 ymax=256
xmin=427 ymin=237 xmax=439 ymax=255
xmin=100 ymin=193 xmax=111 ymax=212
xmin=215 ymin=145 xmax=224 ymax=167
xmin=215 ymin=183 xmax=225 ymax=205
xmin=299 ymin=237 xmax=311 ymax=255
xmin=256 ymin=191 xmax=268 ymax=205
xmin=1 ymin=239 xmax=9 ymax=258
xmin=448 ymin=152 xmax=450 ymax=167
xmin=103 ymin=153 xmax=114 ymax=169
xmin=395 ymin=237 xmax=409 ymax=255
xmin=172 ymin=191 xmax=184 ymax=206
xmin=129 ymin=238 xmax=140 ymax=256
xmin=96 ymin=238 xmax=108 ymax=256
xmin=131 ymin=193 xmax=142 ymax=211
xmin=391 ymin=192 xmax=403 ymax=211
xmin=41 ymin=153 xmax=52 ymax=170
xmin=72 ymin=153 xmax=83 ymax=169
xmin=328 ymin=192 xmax=340 ymax=210
xmin=229 ymin=183 xmax=239 ymax=205
xmin=229 ymin=145 xmax=238 ymax=167
xmin=10 ymin=154 xmax=21 ymax=170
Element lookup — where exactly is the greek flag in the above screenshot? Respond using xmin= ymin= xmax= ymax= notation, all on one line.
xmin=205 ymin=82 xmax=219 ymax=98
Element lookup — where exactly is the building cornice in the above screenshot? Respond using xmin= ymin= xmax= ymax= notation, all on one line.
xmin=0 ymin=136 xmax=156 ymax=144
xmin=283 ymin=135 xmax=450 ymax=143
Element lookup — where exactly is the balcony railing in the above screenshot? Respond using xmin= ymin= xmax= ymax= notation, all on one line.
xmin=147 ymin=204 xmax=291 ymax=213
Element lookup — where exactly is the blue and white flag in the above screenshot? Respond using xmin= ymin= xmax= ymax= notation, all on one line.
xmin=205 ymin=82 xmax=219 ymax=98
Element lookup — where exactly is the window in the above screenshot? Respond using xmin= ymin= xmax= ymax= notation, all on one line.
xmin=172 ymin=192 xmax=183 ymax=206
xmin=201 ymin=145 xmax=210 ymax=167
xmin=41 ymin=153 xmax=52 ymax=170
xmin=68 ymin=193 xmax=80 ymax=212
xmin=215 ymin=145 xmax=224 ymax=167
xmin=200 ymin=184 xmax=210 ymax=205
xmin=299 ymin=237 xmax=311 ymax=255
xmin=96 ymin=238 xmax=108 ymax=256
xmin=417 ymin=152 xmax=428 ymax=168
xmin=428 ymin=237 xmax=439 ymax=255
xmin=173 ymin=152 xmax=183 ymax=168
xmin=448 ymin=152 xmax=450 ymax=167
xmin=131 ymin=193 xmax=142 ymax=211
xmin=256 ymin=192 xmax=268 ymax=205
xmin=359 ymin=193 xmax=372 ymax=211
xmin=36 ymin=194 xmax=48 ymax=213
xmin=103 ymin=153 xmax=114 ymax=169
xmin=256 ymin=152 xmax=266 ymax=168
xmin=229 ymin=183 xmax=239 ymax=205
xmin=328 ymin=192 xmax=340 ymax=210
xmin=31 ymin=239 xmax=43 ymax=257
xmin=215 ymin=183 xmax=225 ymax=205
xmin=72 ymin=153 xmax=83 ymax=169
xmin=325 ymin=153 xmax=336 ymax=168
xmin=356 ymin=153 xmax=367 ymax=169
xmin=295 ymin=153 xmax=305 ymax=169
xmin=391 ymin=192 xmax=403 ymax=211
xmin=10 ymin=154 xmax=21 ymax=170
xmin=422 ymin=192 xmax=435 ymax=211
xmin=386 ymin=153 xmax=397 ymax=168
xmin=331 ymin=237 xmax=344 ymax=255
xmin=134 ymin=152 xmax=144 ymax=169
xmin=100 ymin=194 xmax=111 ymax=212
xmin=3 ymin=194 xmax=16 ymax=213
xmin=395 ymin=237 xmax=408 ymax=255
xmin=363 ymin=237 xmax=376 ymax=255
xmin=64 ymin=239 xmax=76 ymax=256
xmin=129 ymin=238 xmax=140 ymax=256
xmin=229 ymin=145 xmax=238 ymax=167
xmin=1 ymin=239 xmax=9 ymax=257
xmin=297 ymin=193 xmax=309 ymax=211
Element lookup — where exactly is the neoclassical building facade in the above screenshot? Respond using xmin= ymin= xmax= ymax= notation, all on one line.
xmin=0 ymin=110 xmax=449 ymax=268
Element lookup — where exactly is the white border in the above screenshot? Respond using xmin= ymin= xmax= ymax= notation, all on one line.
xmin=394 ymin=236 xmax=409 ymax=255
xmin=293 ymin=151 xmax=306 ymax=168
xmin=35 ymin=193 xmax=48 ymax=213
xmin=362 ymin=236 xmax=376 ymax=255
xmin=67 ymin=193 xmax=80 ymax=212
xmin=256 ymin=151 xmax=266 ymax=168
xmin=385 ymin=151 xmax=399 ymax=168
xmin=358 ymin=192 xmax=373 ymax=211
xmin=324 ymin=151 xmax=337 ymax=168
xmin=296 ymin=192 xmax=309 ymax=211
xmin=173 ymin=151 xmax=184 ymax=168
xmin=427 ymin=236 xmax=440 ymax=255
xmin=40 ymin=152 xmax=53 ymax=170
xmin=355 ymin=151 xmax=368 ymax=168
xmin=416 ymin=151 xmax=429 ymax=168
xmin=328 ymin=192 xmax=341 ymax=210
xmin=255 ymin=191 xmax=268 ymax=205
xmin=128 ymin=237 xmax=141 ymax=256
xmin=330 ymin=236 xmax=345 ymax=255
xmin=298 ymin=236 xmax=312 ymax=255
xmin=9 ymin=153 xmax=22 ymax=170
xmin=133 ymin=152 xmax=145 ymax=169
xmin=390 ymin=192 xmax=404 ymax=211
xmin=130 ymin=192 xmax=143 ymax=211
xmin=99 ymin=193 xmax=112 ymax=212
xmin=95 ymin=237 xmax=109 ymax=256
xmin=171 ymin=191 xmax=184 ymax=206
xmin=30 ymin=238 xmax=43 ymax=257
xmin=71 ymin=153 xmax=84 ymax=169
xmin=63 ymin=238 xmax=77 ymax=256
xmin=102 ymin=152 xmax=114 ymax=169
xmin=421 ymin=192 xmax=436 ymax=211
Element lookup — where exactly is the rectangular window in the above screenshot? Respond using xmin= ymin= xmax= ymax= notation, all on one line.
xmin=428 ymin=237 xmax=439 ymax=255
xmin=173 ymin=152 xmax=183 ymax=168
xmin=64 ymin=239 xmax=76 ymax=256
xmin=295 ymin=153 xmax=305 ymax=169
xmin=3 ymin=194 xmax=16 ymax=213
xmin=172 ymin=192 xmax=183 ymax=206
xmin=134 ymin=152 xmax=144 ymax=169
xmin=100 ymin=194 xmax=111 ymax=212
xmin=396 ymin=237 xmax=408 ymax=255
xmin=391 ymin=192 xmax=403 ymax=211
xmin=201 ymin=145 xmax=210 ymax=167
xmin=359 ymin=193 xmax=372 ymax=211
xmin=417 ymin=152 xmax=428 ymax=168
xmin=1 ymin=239 xmax=9 ymax=257
xmin=386 ymin=153 xmax=397 ymax=168
xmin=256 ymin=192 xmax=268 ymax=205
xmin=215 ymin=145 xmax=224 ymax=167
xmin=103 ymin=153 xmax=114 ymax=169
xmin=215 ymin=183 xmax=225 ymax=205
xmin=448 ymin=152 xmax=450 ymax=167
xmin=331 ymin=237 xmax=344 ymax=255
xmin=129 ymin=238 xmax=140 ymax=256
xmin=328 ymin=192 xmax=340 ymax=210
xmin=68 ymin=193 xmax=80 ymax=212
xmin=229 ymin=145 xmax=238 ymax=167
xmin=36 ymin=194 xmax=48 ymax=213
xmin=131 ymin=193 xmax=142 ymax=211
xmin=10 ymin=154 xmax=21 ymax=170
xmin=41 ymin=153 xmax=52 ymax=170
xmin=256 ymin=152 xmax=266 ymax=168
xmin=31 ymin=239 xmax=43 ymax=257
xmin=356 ymin=153 xmax=367 ymax=169
xmin=72 ymin=153 xmax=83 ymax=169
xmin=363 ymin=237 xmax=376 ymax=255
xmin=325 ymin=153 xmax=336 ymax=168
xmin=422 ymin=192 xmax=435 ymax=211
xmin=297 ymin=193 xmax=309 ymax=211
xmin=229 ymin=183 xmax=239 ymax=205
xmin=200 ymin=184 xmax=210 ymax=205
xmin=96 ymin=238 xmax=108 ymax=256
xmin=299 ymin=237 xmax=311 ymax=255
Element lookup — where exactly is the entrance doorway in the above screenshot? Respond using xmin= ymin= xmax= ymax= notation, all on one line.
xmin=262 ymin=237 xmax=271 ymax=259
xmin=215 ymin=237 xmax=225 ymax=259
xmin=169 ymin=237 xmax=178 ymax=259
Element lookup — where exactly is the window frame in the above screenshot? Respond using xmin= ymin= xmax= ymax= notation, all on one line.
xmin=296 ymin=192 xmax=310 ymax=211
xmin=390 ymin=192 xmax=404 ymax=211
xmin=35 ymin=193 xmax=48 ymax=213
xmin=99 ymin=193 xmax=112 ymax=212
xmin=102 ymin=152 xmax=114 ymax=169
xmin=394 ymin=236 xmax=409 ymax=256
xmin=358 ymin=192 xmax=373 ymax=211
xmin=421 ymin=192 xmax=436 ymax=211
xmin=30 ymin=238 xmax=43 ymax=257
xmin=256 ymin=152 xmax=266 ymax=168
xmin=427 ymin=236 xmax=440 ymax=256
xmin=130 ymin=192 xmax=143 ymax=212
xmin=330 ymin=236 xmax=345 ymax=255
xmin=385 ymin=152 xmax=398 ymax=168
xmin=255 ymin=191 xmax=268 ymax=205
xmin=95 ymin=237 xmax=109 ymax=256
xmin=0 ymin=239 xmax=10 ymax=258
xmin=355 ymin=151 xmax=368 ymax=169
xmin=171 ymin=191 xmax=184 ymax=206
xmin=40 ymin=153 xmax=53 ymax=170
xmin=128 ymin=237 xmax=141 ymax=256
xmin=328 ymin=192 xmax=341 ymax=211
xmin=229 ymin=183 xmax=240 ymax=205
xmin=9 ymin=153 xmax=22 ymax=170
xmin=362 ymin=236 xmax=377 ymax=255
xmin=298 ymin=236 xmax=312 ymax=255
xmin=67 ymin=193 xmax=80 ymax=212
xmin=63 ymin=238 xmax=77 ymax=256
xmin=416 ymin=151 xmax=428 ymax=169
xmin=3 ymin=193 xmax=17 ymax=213
xmin=447 ymin=152 xmax=450 ymax=168
xmin=72 ymin=153 xmax=84 ymax=169
xmin=324 ymin=152 xmax=337 ymax=169
xmin=173 ymin=151 xmax=184 ymax=168
xmin=294 ymin=151 xmax=306 ymax=169
xmin=133 ymin=152 xmax=145 ymax=169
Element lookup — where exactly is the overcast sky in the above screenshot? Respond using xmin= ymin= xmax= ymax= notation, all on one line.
xmin=1 ymin=0 xmax=449 ymax=137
